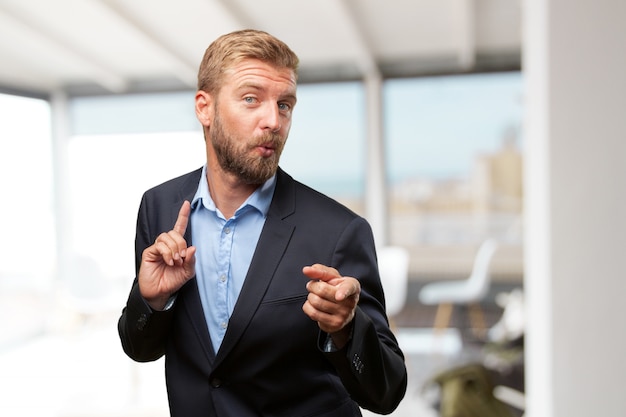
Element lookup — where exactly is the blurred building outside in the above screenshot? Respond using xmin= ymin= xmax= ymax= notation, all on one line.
xmin=336 ymin=126 xmax=524 ymax=287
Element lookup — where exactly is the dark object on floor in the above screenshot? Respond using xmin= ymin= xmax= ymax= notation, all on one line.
xmin=428 ymin=363 xmax=516 ymax=417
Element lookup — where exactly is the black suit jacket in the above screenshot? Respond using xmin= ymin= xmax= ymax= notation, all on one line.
xmin=118 ymin=167 xmax=407 ymax=417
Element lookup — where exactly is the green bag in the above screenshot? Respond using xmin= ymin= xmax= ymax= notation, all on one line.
xmin=431 ymin=363 xmax=515 ymax=417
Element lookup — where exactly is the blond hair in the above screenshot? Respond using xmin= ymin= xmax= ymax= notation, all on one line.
xmin=197 ymin=29 xmax=299 ymax=93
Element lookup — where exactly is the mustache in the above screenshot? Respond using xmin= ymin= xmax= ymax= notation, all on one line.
xmin=251 ymin=132 xmax=284 ymax=149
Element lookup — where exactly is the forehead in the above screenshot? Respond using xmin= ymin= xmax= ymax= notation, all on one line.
xmin=224 ymin=58 xmax=297 ymax=91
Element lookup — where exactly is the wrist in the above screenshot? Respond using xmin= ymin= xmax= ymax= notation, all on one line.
xmin=330 ymin=322 xmax=354 ymax=350
xmin=145 ymin=295 xmax=170 ymax=311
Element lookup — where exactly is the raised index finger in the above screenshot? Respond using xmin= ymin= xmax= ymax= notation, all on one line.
xmin=173 ymin=200 xmax=191 ymax=235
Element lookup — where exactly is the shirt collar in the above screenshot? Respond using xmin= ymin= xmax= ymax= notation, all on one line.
xmin=191 ymin=164 xmax=276 ymax=218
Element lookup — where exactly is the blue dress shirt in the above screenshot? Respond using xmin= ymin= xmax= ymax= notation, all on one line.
xmin=190 ymin=165 xmax=276 ymax=353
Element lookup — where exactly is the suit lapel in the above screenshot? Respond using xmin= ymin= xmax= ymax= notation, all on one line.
xmin=181 ymin=277 xmax=217 ymax=362
xmin=171 ymin=168 xmax=218 ymax=363
xmin=214 ymin=169 xmax=296 ymax=365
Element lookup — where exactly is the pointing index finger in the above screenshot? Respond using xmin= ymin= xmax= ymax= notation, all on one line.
xmin=302 ymin=264 xmax=340 ymax=282
xmin=173 ymin=201 xmax=191 ymax=236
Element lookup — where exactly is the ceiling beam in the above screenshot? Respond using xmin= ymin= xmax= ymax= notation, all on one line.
xmin=334 ymin=0 xmax=380 ymax=78
xmin=0 ymin=2 xmax=127 ymax=93
xmin=96 ymin=0 xmax=198 ymax=89
xmin=214 ymin=0 xmax=256 ymax=29
xmin=458 ymin=0 xmax=477 ymax=69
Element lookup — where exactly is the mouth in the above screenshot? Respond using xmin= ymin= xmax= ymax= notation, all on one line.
xmin=255 ymin=142 xmax=277 ymax=158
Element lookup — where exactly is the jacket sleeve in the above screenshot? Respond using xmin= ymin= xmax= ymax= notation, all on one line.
xmin=117 ymin=192 xmax=176 ymax=362
xmin=321 ymin=217 xmax=408 ymax=414
xmin=118 ymin=280 xmax=175 ymax=361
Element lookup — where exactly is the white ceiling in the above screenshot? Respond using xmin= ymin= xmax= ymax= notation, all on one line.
xmin=0 ymin=0 xmax=521 ymax=97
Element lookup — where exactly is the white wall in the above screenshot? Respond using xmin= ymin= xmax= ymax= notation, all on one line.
xmin=524 ymin=1 xmax=626 ymax=416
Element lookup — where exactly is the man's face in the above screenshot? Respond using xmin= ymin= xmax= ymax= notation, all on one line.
xmin=207 ymin=58 xmax=297 ymax=185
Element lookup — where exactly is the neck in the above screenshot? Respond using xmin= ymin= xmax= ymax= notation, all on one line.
xmin=206 ymin=162 xmax=259 ymax=219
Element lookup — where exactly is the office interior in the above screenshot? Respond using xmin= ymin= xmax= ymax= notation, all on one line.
xmin=0 ymin=1 xmax=624 ymax=416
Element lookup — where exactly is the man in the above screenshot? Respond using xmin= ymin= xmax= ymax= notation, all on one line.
xmin=118 ymin=29 xmax=407 ymax=417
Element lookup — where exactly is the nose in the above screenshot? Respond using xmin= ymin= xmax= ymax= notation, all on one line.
xmin=261 ymin=103 xmax=281 ymax=132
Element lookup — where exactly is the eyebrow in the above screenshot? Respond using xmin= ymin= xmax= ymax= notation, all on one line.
xmin=281 ymin=93 xmax=297 ymax=104
xmin=236 ymin=81 xmax=297 ymax=103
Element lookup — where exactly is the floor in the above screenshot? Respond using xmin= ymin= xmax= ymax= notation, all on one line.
xmin=0 ymin=287 xmax=522 ymax=417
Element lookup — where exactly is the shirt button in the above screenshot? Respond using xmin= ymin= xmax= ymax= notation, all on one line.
xmin=220 ymin=321 xmax=228 ymax=329
xmin=220 ymin=274 xmax=227 ymax=282
xmin=224 ymin=227 xmax=231 ymax=234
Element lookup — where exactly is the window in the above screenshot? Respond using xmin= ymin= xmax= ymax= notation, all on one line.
xmin=281 ymin=82 xmax=365 ymax=211
xmin=384 ymin=72 xmax=524 ymax=280
xmin=0 ymin=93 xmax=54 ymax=344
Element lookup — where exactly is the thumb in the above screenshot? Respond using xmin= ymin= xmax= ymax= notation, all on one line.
xmin=183 ymin=246 xmax=197 ymax=276
xmin=335 ymin=279 xmax=359 ymax=301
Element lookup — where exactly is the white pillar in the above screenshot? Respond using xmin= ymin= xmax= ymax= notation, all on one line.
xmin=50 ymin=90 xmax=73 ymax=283
xmin=524 ymin=1 xmax=626 ymax=416
xmin=364 ymin=72 xmax=388 ymax=248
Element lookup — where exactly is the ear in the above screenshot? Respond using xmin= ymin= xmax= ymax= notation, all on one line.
xmin=195 ymin=90 xmax=213 ymax=127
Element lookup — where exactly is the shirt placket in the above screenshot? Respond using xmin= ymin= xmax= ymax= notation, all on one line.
xmin=216 ymin=219 xmax=235 ymax=340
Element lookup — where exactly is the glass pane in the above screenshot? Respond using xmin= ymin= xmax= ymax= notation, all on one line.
xmin=281 ymin=82 xmax=365 ymax=213
xmin=0 ymin=93 xmax=54 ymax=346
xmin=385 ymin=72 xmax=523 ymax=246
xmin=66 ymin=131 xmax=206 ymax=281
xmin=384 ymin=72 xmax=524 ymax=286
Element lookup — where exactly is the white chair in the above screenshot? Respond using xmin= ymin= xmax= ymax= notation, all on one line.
xmin=418 ymin=239 xmax=499 ymax=337
xmin=377 ymin=246 xmax=410 ymax=329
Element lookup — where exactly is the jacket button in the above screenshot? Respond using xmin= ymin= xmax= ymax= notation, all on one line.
xmin=136 ymin=313 xmax=148 ymax=330
xmin=352 ymin=354 xmax=365 ymax=374
xmin=210 ymin=378 xmax=222 ymax=388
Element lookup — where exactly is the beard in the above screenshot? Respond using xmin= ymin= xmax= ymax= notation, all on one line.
xmin=209 ymin=111 xmax=286 ymax=185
